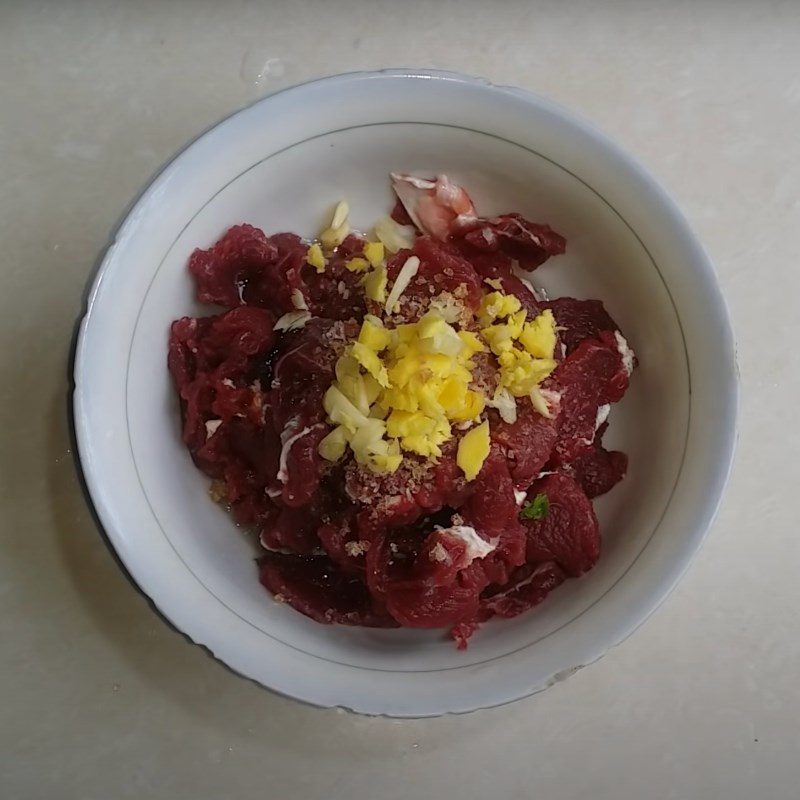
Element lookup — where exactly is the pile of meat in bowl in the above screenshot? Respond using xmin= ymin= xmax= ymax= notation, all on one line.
xmin=167 ymin=173 xmax=635 ymax=648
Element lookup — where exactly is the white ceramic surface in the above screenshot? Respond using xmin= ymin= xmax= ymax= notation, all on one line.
xmin=74 ymin=70 xmax=737 ymax=716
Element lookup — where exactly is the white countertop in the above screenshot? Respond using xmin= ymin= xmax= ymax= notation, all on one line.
xmin=1 ymin=1 xmax=797 ymax=797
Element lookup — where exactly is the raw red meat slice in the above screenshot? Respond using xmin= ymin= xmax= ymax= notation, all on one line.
xmin=188 ymin=224 xmax=278 ymax=309
xmin=380 ymin=526 xmax=490 ymax=628
xmin=456 ymin=213 xmax=566 ymax=270
xmin=191 ymin=419 xmax=281 ymax=533
xmin=365 ymin=505 xmax=503 ymax=629
xmin=336 ymin=233 xmax=366 ymax=258
xmin=267 ymin=320 xmax=356 ymax=505
xmin=521 ymin=474 xmax=600 ymax=577
xmin=550 ymin=334 xmax=629 ymax=465
xmin=412 ymin=237 xmax=483 ymax=298
xmin=563 ymin=422 xmax=628 ymax=499
xmin=543 ymin=297 xmax=620 ymax=355
xmin=411 ymin=527 xmax=491 ymax=588
xmin=413 ymin=439 xmax=472 ymax=512
xmin=595 ymin=330 xmax=633 ymax=403
xmin=259 ymin=554 xmax=397 ymax=627
xmin=260 ymin=505 xmax=322 ymax=555
xmin=227 ymin=481 xmax=276 ymax=528
xmin=460 ymin=450 xmax=527 ymax=586
xmin=188 ymin=225 xmax=316 ymax=316
xmin=280 ymin=423 xmax=329 ymax=508
xmin=168 ymin=307 xmax=275 ymax=455
xmin=385 ymin=580 xmax=481 ymax=628
xmin=317 ymin=511 xmax=367 ymax=576
xmin=489 ymin=403 xmax=561 ymax=490
xmin=209 ymin=375 xmax=265 ymax=425
xmin=303 ymin=244 xmax=368 ymax=321
xmin=269 ymin=318 xmax=344 ymax=431
xmin=357 ymin=456 xmax=509 ymax=632
xmin=450 ymin=561 xmax=567 ymax=650
xmin=457 ymin=248 xmax=543 ymax=316
xmin=169 ymin=307 xmax=275 ymax=381
xmin=167 ymin=316 xmax=210 ymax=390
xmin=246 ymin=232 xmax=310 ymax=314
xmin=480 ymin=561 xmax=567 ymax=619
xmin=450 ymin=561 xmax=566 ymax=648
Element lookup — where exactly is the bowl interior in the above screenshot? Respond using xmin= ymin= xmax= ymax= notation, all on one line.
xmin=126 ymin=121 xmax=689 ymax=671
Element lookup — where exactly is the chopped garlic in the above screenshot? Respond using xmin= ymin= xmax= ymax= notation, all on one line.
xmin=364 ymin=262 xmax=387 ymax=303
xmin=487 ymin=387 xmax=517 ymax=424
xmin=519 ymin=310 xmax=557 ymax=359
xmin=363 ymin=241 xmax=385 ymax=267
xmin=528 ymin=385 xmax=551 ymax=418
xmin=429 ymin=292 xmax=464 ymax=323
xmin=457 ymin=420 xmax=490 ymax=481
xmin=357 ymin=315 xmax=391 ymax=351
xmin=318 ymin=425 xmax=349 ymax=461
xmin=305 ymin=243 xmax=326 ymax=273
xmin=374 ymin=215 xmax=416 ymax=253
xmin=323 ymin=385 xmax=370 ymax=433
xmin=530 ymin=385 xmax=561 ymax=419
xmin=385 ymin=255 xmax=420 ymax=314
xmin=274 ymin=310 xmax=311 ymax=331
xmin=351 ymin=342 xmax=390 ymax=387
xmin=330 ymin=200 xmax=349 ymax=229
xmin=319 ymin=202 xmax=351 ymax=250
xmin=291 ymin=289 xmax=308 ymax=310
xmin=344 ymin=257 xmax=369 ymax=273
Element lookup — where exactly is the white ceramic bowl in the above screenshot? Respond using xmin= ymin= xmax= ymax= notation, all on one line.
xmin=74 ymin=70 xmax=737 ymax=717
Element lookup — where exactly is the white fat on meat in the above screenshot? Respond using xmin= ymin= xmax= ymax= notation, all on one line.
xmin=391 ymin=173 xmax=437 ymax=191
xmin=485 ymin=562 xmax=557 ymax=606
xmin=438 ymin=525 xmax=496 ymax=561
xmin=614 ymin=331 xmax=635 ymax=376
xmin=389 ymin=172 xmax=477 ymax=240
xmin=204 ymin=419 xmax=222 ymax=439
xmin=595 ymin=403 xmax=611 ymax=431
xmin=276 ymin=420 xmax=315 ymax=484
xmin=258 ymin=534 xmax=294 ymax=555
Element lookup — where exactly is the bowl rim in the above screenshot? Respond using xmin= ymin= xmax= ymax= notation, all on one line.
xmin=73 ymin=68 xmax=739 ymax=716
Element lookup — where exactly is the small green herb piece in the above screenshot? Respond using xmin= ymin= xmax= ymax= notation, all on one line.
xmin=520 ymin=493 xmax=549 ymax=520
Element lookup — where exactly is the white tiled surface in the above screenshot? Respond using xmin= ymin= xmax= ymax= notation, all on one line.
xmin=1 ymin=1 xmax=798 ymax=797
